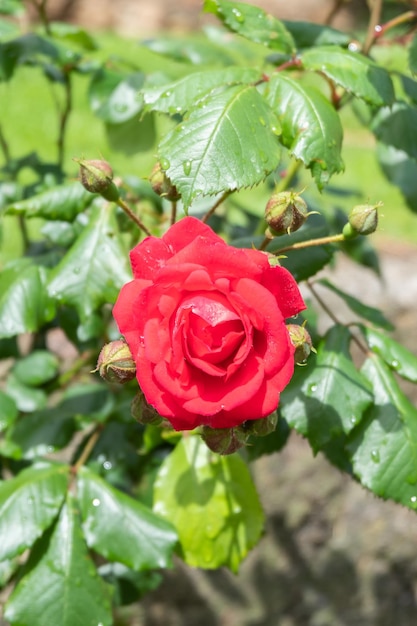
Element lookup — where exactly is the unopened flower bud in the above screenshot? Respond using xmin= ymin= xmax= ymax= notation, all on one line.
xmin=76 ymin=158 xmax=120 ymax=202
xmin=131 ymin=392 xmax=164 ymax=426
xmin=149 ymin=161 xmax=180 ymax=201
xmin=287 ymin=324 xmax=313 ymax=364
xmin=200 ymin=425 xmax=248 ymax=455
xmin=96 ymin=340 xmax=136 ymax=384
xmin=347 ymin=203 xmax=381 ymax=236
xmin=265 ymin=191 xmax=308 ymax=236
xmin=242 ymin=412 xmax=278 ymax=437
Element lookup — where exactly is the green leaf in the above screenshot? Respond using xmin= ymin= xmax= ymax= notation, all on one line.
xmin=282 ymin=20 xmax=350 ymax=49
xmin=153 ymin=437 xmax=264 ymax=572
xmin=204 ymin=0 xmax=295 ymax=55
xmin=159 ymin=84 xmax=281 ymax=208
xmin=0 ymin=260 xmax=56 ymax=338
xmin=5 ymin=372 xmax=47 ymax=413
xmin=4 ymin=409 xmax=76 ymax=460
xmin=4 ymin=495 xmax=112 ymax=626
xmin=265 ymin=74 xmax=344 ymax=187
xmin=302 ymin=46 xmax=395 ymax=106
xmin=377 ymin=143 xmax=417 ymax=212
xmin=409 ymin=33 xmax=417 ymax=75
xmin=281 ymin=325 xmax=373 ymax=452
xmin=348 ymin=355 xmax=417 ymax=510
xmin=361 ymin=325 xmax=417 ymax=383
xmin=317 ymin=278 xmax=394 ymax=330
xmin=142 ymin=35 xmax=236 ymax=66
xmin=5 ymin=183 xmax=94 ymax=221
xmin=89 ymin=68 xmax=145 ymax=123
xmin=13 ymin=350 xmax=59 ymax=387
xmin=0 ymin=462 xmax=68 ymax=561
xmin=49 ymin=21 xmax=97 ymax=51
xmin=0 ymin=390 xmax=18 ymax=432
xmin=47 ymin=204 xmax=131 ymax=320
xmin=372 ymin=102 xmax=417 ymax=160
xmin=143 ymin=66 xmax=261 ymax=114
xmin=77 ymin=467 xmax=178 ymax=571
xmin=98 ymin=562 xmax=162 ymax=606
xmin=106 ymin=113 xmax=156 ymax=155
xmin=0 ymin=33 xmax=58 ymax=80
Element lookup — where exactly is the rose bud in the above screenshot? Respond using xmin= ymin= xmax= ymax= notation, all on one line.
xmin=242 ymin=412 xmax=278 ymax=437
xmin=265 ymin=191 xmax=308 ymax=236
xmin=346 ymin=202 xmax=381 ymax=236
xmin=149 ymin=161 xmax=180 ymax=201
xmin=75 ymin=158 xmax=120 ymax=202
xmin=200 ymin=425 xmax=248 ymax=455
xmin=96 ymin=340 xmax=136 ymax=384
xmin=131 ymin=392 xmax=165 ymax=426
xmin=287 ymin=323 xmax=313 ymax=364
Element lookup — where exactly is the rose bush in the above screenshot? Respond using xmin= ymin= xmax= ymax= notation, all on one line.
xmin=113 ymin=217 xmax=306 ymax=430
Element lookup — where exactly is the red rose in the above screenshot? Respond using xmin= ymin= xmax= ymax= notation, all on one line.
xmin=113 ymin=217 xmax=306 ymax=431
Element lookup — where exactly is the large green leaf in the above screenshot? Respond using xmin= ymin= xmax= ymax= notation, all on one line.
xmin=5 ymin=183 xmax=93 ymax=221
xmin=13 ymin=350 xmax=59 ymax=386
xmin=372 ymin=102 xmax=417 ymax=160
xmin=89 ymin=68 xmax=145 ymax=123
xmin=317 ymin=278 xmax=394 ymax=330
xmin=0 ymin=390 xmax=17 ymax=432
xmin=0 ymin=33 xmax=58 ymax=80
xmin=377 ymin=143 xmax=417 ymax=212
xmin=159 ymin=84 xmax=281 ymax=208
xmin=282 ymin=20 xmax=350 ymax=49
xmin=265 ymin=74 xmax=344 ymax=187
xmin=0 ymin=462 xmax=68 ymax=561
xmin=143 ymin=66 xmax=261 ymax=114
xmin=302 ymin=46 xmax=395 ymax=106
xmin=0 ymin=260 xmax=56 ymax=338
xmin=280 ymin=325 xmax=373 ymax=452
xmin=153 ymin=437 xmax=264 ymax=573
xmin=47 ymin=204 xmax=131 ymax=320
xmin=348 ymin=355 xmax=417 ymax=509
xmin=204 ymin=0 xmax=295 ymax=55
xmin=77 ymin=467 xmax=178 ymax=571
xmin=361 ymin=325 xmax=417 ymax=383
xmin=4 ymin=495 xmax=112 ymax=626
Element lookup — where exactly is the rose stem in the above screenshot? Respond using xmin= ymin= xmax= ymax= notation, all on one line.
xmin=201 ymin=190 xmax=231 ymax=224
xmin=116 ymin=196 xmax=152 ymax=237
xmin=307 ymin=279 xmax=370 ymax=354
xmin=272 ymin=232 xmax=346 ymax=254
xmin=170 ymin=200 xmax=177 ymax=225
xmin=363 ymin=0 xmax=383 ymax=54
xmin=71 ymin=423 xmax=105 ymax=476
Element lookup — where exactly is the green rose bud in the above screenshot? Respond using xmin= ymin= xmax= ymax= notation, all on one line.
xmin=287 ymin=323 xmax=313 ymax=364
xmin=131 ymin=392 xmax=165 ymax=426
xmin=200 ymin=425 xmax=248 ymax=455
xmin=149 ymin=161 xmax=180 ymax=201
xmin=242 ymin=412 xmax=278 ymax=437
xmin=347 ymin=202 xmax=381 ymax=236
xmin=96 ymin=340 xmax=136 ymax=384
xmin=75 ymin=158 xmax=120 ymax=202
xmin=265 ymin=191 xmax=308 ymax=236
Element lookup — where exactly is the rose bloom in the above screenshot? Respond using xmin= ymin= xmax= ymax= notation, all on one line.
xmin=113 ymin=217 xmax=306 ymax=431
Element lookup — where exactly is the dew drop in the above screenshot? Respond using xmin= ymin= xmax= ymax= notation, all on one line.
xmin=348 ymin=41 xmax=360 ymax=52
xmin=259 ymin=116 xmax=266 ymax=126
xmin=410 ymin=495 xmax=417 ymax=508
xmin=160 ymin=157 xmax=170 ymax=170
xmin=374 ymin=24 xmax=382 ymax=33
xmin=350 ymin=416 xmax=357 ymax=425
xmin=308 ymin=383 xmax=318 ymax=393
xmin=103 ymin=461 xmax=112 ymax=470
xmin=92 ymin=498 xmax=101 ymax=507
xmin=271 ymin=125 xmax=280 ymax=135
xmin=161 ymin=90 xmax=172 ymax=98
xmin=182 ymin=159 xmax=192 ymax=175
xmin=370 ymin=449 xmax=380 ymax=463
xmin=231 ymin=7 xmax=245 ymax=22
xmin=73 ymin=267 xmax=81 ymax=275
xmin=390 ymin=359 xmax=399 ymax=370
xmin=406 ymin=473 xmax=417 ymax=485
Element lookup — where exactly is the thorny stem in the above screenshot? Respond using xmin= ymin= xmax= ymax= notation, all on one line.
xmin=170 ymin=200 xmax=177 ymax=226
xmin=375 ymin=10 xmax=417 ymax=40
xmin=201 ymin=190 xmax=231 ymax=224
xmin=71 ymin=424 xmax=104 ymax=475
xmin=307 ymin=280 xmax=370 ymax=354
xmin=363 ymin=0 xmax=384 ymax=54
xmin=116 ymin=196 xmax=152 ymax=237
xmin=272 ymin=232 xmax=345 ymax=255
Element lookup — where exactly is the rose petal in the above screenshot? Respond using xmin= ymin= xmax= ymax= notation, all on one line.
xmin=262 ymin=265 xmax=307 ymax=319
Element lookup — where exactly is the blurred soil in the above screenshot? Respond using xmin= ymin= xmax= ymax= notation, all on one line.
xmin=118 ymin=240 xmax=417 ymax=626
